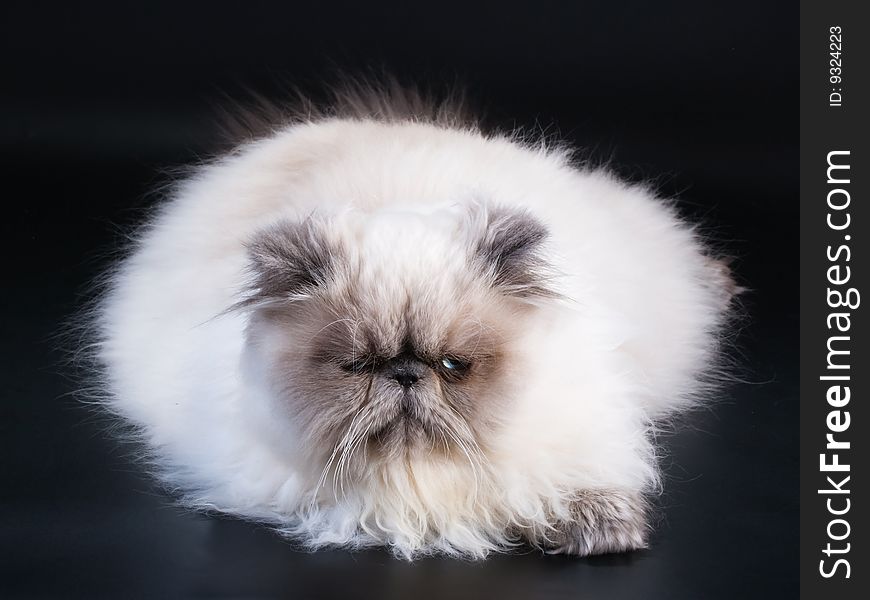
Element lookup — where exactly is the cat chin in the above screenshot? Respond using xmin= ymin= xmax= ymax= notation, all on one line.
xmin=366 ymin=416 xmax=438 ymax=453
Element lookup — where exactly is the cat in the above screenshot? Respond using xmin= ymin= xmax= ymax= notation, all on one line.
xmin=89 ymin=80 xmax=736 ymax=559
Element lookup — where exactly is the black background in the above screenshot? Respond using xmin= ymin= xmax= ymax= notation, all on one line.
xmin=1 ymin=1 xmax=798 ymax=598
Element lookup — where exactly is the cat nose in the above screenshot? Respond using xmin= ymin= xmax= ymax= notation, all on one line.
xmin=392 ymin=370 xmax=419 ymax=388
xmin=386 ymin=358 xmax=424 ymax=388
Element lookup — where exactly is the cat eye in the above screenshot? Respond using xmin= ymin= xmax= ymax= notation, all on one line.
xmin=439 ymin=356 xmax=471 ymax=376
xmin=340 ymin=358 xmax=372 ymax=374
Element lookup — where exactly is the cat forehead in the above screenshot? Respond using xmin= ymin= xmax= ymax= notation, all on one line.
xmin=341 ymin=209 xmax=469 ymax=268
xmin=328 ymin=211 xmax=479 ymax=300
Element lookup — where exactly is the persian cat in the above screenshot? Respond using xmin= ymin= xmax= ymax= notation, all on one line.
xmin=91 ymin=81 xmax=735 ymax=559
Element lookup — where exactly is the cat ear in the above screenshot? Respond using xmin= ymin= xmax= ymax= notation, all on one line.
xmin=467 ymin=204 xmax=559 ymax=299
xmin=242 ymin=216 xmax=340 ymax=306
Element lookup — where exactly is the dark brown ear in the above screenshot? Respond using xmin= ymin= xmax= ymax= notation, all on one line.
xmin=242 ymin=216 xmax=340 ymax=306
xmin=468 ymin=204 xmax=558 ymax=299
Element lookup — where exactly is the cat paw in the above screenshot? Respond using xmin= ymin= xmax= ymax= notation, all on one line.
xmin=540 ymin=489 xmax=649 ymax=557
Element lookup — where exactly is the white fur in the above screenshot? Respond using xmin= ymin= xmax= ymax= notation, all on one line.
xmin=95 ymin=117 xmax=729 ymax=559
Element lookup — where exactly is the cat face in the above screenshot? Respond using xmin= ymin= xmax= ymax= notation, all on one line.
xmin=241 ymin=204 xmax=556 ymax=466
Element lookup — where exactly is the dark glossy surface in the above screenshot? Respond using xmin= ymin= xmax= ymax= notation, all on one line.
xmin=2 ymin=2 xmax=797 ymax=598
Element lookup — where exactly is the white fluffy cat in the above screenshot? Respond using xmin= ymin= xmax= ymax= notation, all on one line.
xmin=92 ymin=82 xmax=735 ymax=559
